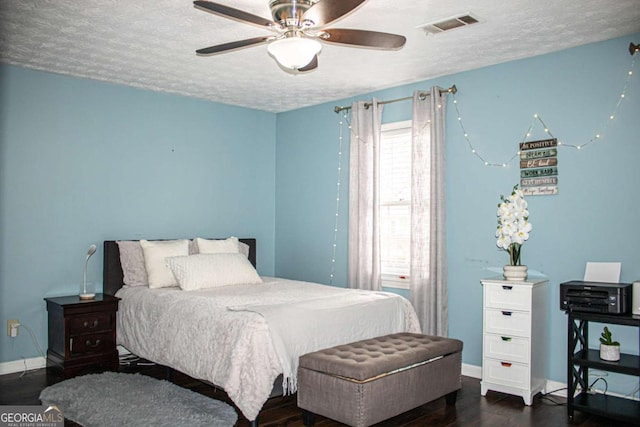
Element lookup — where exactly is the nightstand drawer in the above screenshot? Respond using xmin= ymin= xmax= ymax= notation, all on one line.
xmin=69 ymin=312 xmax=113 ymax=335
xmin=485 ymin=309 xmax=530 ymax=337
xmin=70 ymin=332 xmax=114 ymax=356
xmin=484 ymin=283 xmax=532 ymax=312
xmin=483 ymin=358 xmax=530 ymax=389
xmin=484 ymin=334 xmax=530 ymax=364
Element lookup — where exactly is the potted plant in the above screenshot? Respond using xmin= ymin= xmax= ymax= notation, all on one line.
xmin=495 ymin=185 xmax=532 ymax=280
xmin=599 ymin=326 xmax=620 ymax=361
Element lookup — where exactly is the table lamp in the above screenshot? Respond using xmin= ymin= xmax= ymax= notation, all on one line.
xmin=80 ymin=244 xmax=97 ymax=300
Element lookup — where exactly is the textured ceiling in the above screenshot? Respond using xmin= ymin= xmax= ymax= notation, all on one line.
xmin=1 ymin=0 xmax=639 ymax=113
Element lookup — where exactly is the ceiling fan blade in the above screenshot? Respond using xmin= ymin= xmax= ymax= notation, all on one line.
xmin=321 ymin=29 xmax=406 ymax=50
xmin=194 ymin=1 xmax=279 ymax=29
xmin=297 ymin=55 xmax=318 ymax=72
xmin=196 ymin=36 xmax=274 ymax=55
xmin=302 ymin=0 xmax=367 ymax=27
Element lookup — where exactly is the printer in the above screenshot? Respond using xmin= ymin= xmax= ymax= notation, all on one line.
xmin=560 ymin=281 xmax=632 ymax=314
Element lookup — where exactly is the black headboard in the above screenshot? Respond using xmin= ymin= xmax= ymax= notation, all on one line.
xmin=103 ymin=238 xmax=257 ymax=296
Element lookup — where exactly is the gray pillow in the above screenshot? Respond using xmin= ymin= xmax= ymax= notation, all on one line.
xmin=116 ymin=241 xmax=148 ymax=286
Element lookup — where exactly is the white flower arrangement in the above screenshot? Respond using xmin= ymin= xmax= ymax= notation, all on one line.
xmin=496 ymin=184 xmax=532 ymax=266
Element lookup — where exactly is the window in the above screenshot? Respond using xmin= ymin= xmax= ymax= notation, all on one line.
xmin=379 ymin=120 xmax=412 ymax=289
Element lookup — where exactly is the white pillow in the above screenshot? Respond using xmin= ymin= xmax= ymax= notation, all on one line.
xmin=140 ymin=239 xmax=189 ymax=288
xmin=166 ymin=253 xmax=262 ymax=291
xmin=196 ymin=237 xmax=241 ymax=255
xmin=238 ymin=241 xmax=250 ymax=258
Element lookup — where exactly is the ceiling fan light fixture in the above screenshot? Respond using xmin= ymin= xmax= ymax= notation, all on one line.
xmin=267 ymin=37 xmax=322 ymax=69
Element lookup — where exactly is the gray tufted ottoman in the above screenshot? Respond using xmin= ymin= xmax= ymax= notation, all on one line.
xmin=297 ymin=332 xmax=463 ymax=427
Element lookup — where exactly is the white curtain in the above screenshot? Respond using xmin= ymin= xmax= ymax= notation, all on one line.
xmin=348 ymin=99 xmax=384 ymax=291
xmin=410 ymin=87 xmax=448 ymax=336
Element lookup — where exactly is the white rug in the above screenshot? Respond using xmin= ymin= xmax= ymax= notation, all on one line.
xmin=39 ymin=372 xmax=237 ymax=427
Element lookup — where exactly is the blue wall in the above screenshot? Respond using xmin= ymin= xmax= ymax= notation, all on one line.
xmin=275 ymin=35 xmax=640 ymax=390
xmin=0 ymin=65 xmax=277 ymax=363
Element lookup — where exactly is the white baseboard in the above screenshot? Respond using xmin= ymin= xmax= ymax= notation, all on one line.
xmin=545 ymin=379 xmax=567 ymax=398
xmin=0 ymin=356 xmax=46 ymax=375
xmin=462 ymin=363 xmax=481 ymax=379
xmin=463 ymin=363 xmax=639 ymax=401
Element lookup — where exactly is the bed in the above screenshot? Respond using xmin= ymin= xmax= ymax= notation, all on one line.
xmin=103 ymin=238 xmax=421 ymax=425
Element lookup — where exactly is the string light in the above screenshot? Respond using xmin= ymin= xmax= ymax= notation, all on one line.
xmin=450 ymin=50 xmax=637 ymax=166
xmin=329 ymin=112 xmax=347 ymax=285
xmin=329 ymin=47 xmax=636 ymax=281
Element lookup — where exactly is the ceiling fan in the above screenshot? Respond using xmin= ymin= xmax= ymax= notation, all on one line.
xmin=193 ymin=0 xmax=407 ymax=72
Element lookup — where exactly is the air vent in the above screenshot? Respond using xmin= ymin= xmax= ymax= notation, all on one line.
xmin=417 ymin=13 xmax=480 ymax=35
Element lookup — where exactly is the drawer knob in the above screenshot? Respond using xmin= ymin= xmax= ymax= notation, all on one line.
xmin=502 ymin=285 xmax=513 ymax=290
xmin=83 ymin=320 xmax=99 ymax=329
xmin=85 ymin=339 xmax=101 ymax=348
xmin=500 ymin=362 xmax=512 ymax=368
xmin=501 ymin=337 xmax=512 ymax=342
xmin=501 ymin=311 xmax=512 ymax=316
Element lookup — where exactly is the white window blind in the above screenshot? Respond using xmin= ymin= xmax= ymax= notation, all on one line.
xmin=379 ymin=121 xmax=412 ymax=288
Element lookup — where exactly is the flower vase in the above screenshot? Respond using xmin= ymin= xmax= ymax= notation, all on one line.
xmin=599 ymin=344 xmax=620 ymax=361
xmin=503 ymin=265 xmax=528 ymax=281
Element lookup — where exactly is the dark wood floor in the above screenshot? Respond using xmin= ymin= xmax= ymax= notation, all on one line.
xmin=0 ymin=364 xmax=633 ymax=427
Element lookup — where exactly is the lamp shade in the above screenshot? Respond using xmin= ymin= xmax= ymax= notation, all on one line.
xmin=267 ymin=37 xmax=321 ymax=69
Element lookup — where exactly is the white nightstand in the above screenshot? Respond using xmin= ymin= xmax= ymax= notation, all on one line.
xmin=480 ymin=276 xmax=548 ymax=405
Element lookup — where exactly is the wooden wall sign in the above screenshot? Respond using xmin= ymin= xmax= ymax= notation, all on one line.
xmin=519 ymin=138 xmax=558 ymax=196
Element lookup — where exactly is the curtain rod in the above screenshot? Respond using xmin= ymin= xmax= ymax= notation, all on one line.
xmin=333 ymin=84 xmax=457 ymax=114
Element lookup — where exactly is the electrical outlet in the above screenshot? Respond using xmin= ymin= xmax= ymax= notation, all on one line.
xmin=7 ymin=319 xmax=19 ymax=337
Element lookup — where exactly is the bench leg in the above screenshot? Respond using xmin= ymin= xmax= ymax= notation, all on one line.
xmin=302 ymin=410 xmax=316 ymax=426
xmin=445 ymin=390 xmax=458 ymax=405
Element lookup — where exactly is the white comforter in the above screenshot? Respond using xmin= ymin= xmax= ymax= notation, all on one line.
xmin=116 ymin=277 xmax=421 ymax=421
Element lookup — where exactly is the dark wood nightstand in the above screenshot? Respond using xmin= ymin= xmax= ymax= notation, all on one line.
xmin=44 ymin=293 xmax=120 ymax=378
